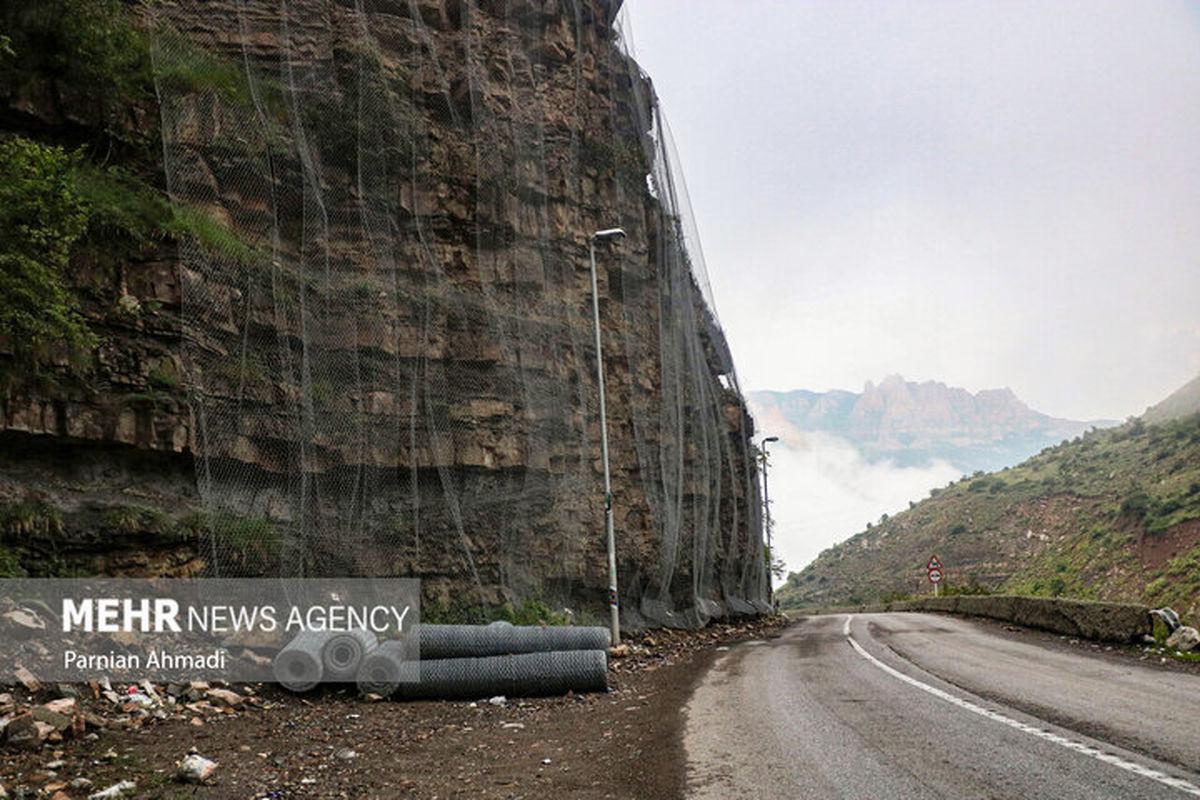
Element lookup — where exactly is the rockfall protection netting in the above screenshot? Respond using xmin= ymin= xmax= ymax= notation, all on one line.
xmin=150 ymin=0 xmax=769 ymax=629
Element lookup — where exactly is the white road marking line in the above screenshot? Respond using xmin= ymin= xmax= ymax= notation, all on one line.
xmin=843 ymin=614 xmax=1200 ymax=797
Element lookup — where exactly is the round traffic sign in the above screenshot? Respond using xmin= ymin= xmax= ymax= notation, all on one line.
xmin=927 ymin=568 xmax=943 ymax=584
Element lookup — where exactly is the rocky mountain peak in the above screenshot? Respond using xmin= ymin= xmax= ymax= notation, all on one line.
xmin=749 ymin=377 xmax=1115 ymax=473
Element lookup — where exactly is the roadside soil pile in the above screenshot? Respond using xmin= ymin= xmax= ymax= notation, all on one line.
xmin=0 ymin=616 xmax=789 ymax=799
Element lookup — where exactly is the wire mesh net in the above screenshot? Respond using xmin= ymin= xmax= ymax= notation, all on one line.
xmin=150 ymin=0 xmax=768 ymax=629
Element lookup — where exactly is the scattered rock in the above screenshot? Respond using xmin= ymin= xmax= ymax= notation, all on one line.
xmin=0 ymin=783 xmax=6 ymax=799
xmin=6 ymin=715 xmax=52 ymax=750
xmin=1166 ymin=626 xmax=1199 ymax=653
xmin=53 ymin=685 xmax=79 ymax=700
xmin=45 ymin=759 xmax=65 ymax=769
xmin=2 ymin=609 xmax=46 ymax=635
xmin=205 ymin=688 xmax=243 ymax=708
xmin=487 ymin=696 xmax=506 ymax=707
xmin=69 ymin=778 xmax=93 ymax=791
xmin=120 ymin=692 xmax=156 ymax=710
xmin=14 ymin=666 xmax=42 ymax=693
xmin=176 ymin=753 xmax=218 ymax=784
xmin=87 ymin=780 xmax=136 ymax=800
xmin=33 ymin=699 xmax=76 ymax=732
xmin=239 ymin=648 xmax=272 ymax=667
xmin=335 ymin=747 xmax=358 ymax=761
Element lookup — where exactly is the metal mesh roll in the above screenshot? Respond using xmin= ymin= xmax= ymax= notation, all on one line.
xmin=395 ymin=650 xmax=608 ymax=701
xmin=356 ymin=640 xmax=412 ymax=697
xmin=272 ymin=631 xmax=331 ymax=692
xmin=322 ymin=629 xmax=379 ymax=682
xmin=419 ymin=624 xmax=611 ymax=659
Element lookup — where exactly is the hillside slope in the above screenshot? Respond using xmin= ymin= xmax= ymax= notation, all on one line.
xmin=750 ymin=375 xmax=1111 ymax=472
xmin=777 ymin=413 xmax=1200 ymax=620
xmin=1145 ymin=373 xmax=1200 ymax=424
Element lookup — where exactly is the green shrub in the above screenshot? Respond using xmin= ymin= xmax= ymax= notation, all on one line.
xmin=147 ymin=362 xmax=181 ymax=391
xmin=0 ymin=138 xmax=96 ymax=366
xmin=166 ymin=204 xmax=268 ymax=266
xmin=0 ymin=499 xmax=65 ymax=538
xmin=150 ymin=27 xmax=254 ymax=106
xmin=941 ymin=582 xmax=991 ymax=597
xmin=207 ymin=514 xmax=280 ymax=563
xmin=0 ymin=546 xmax=24 ymax=578
xmin=1119 ymin=488 xmax=1151 ymax=521
xmin=76 ymin=162 xmax=267 ymax=266
xmin=498 ymin=598 xmax=571 ymax=626
xmin=0 ymin=0 xmax=153 ymax=139
xmin=102 ymin=504 xmax=174 ymax=536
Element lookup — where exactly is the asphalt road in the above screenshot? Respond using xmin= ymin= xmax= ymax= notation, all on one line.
xmin=684 ymin=613 xmax=1200 ymax=799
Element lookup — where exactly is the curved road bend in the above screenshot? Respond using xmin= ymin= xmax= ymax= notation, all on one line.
xmin=685 ymin=613 xmax=1200 ymax=799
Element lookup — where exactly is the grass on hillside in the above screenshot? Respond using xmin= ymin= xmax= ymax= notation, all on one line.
xmin=778 ymin=413 xmax=1200 ymax=620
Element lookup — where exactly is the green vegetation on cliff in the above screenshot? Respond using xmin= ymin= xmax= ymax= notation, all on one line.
xmin=778 ymin=412 xmax=1200 ymax=619
xmin=0 ymin=135 xmax=266 ymax=373
xmin=1 ymin=0 xmax=153 ymax=140
xmin=0 ymin=138 xmax=97 ymax=365
xmin=1 ymin=1 xmax=268 ymax=379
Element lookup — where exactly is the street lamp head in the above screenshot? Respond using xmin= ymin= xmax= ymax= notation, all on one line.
xmin=592 ymin=228 xmax=627 ymax=241
xmin=762 ymin=436 xmax=779 ymax=445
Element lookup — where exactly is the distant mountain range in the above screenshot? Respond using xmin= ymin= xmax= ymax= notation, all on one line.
xmin=775 ymin=373 xmax=1200 ymax=619
xmin=749 ymin=375 xmax=1116 ymax=474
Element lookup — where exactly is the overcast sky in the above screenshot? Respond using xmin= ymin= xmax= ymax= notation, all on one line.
xmin=624 ymin=0 xmax=1200 ymax=422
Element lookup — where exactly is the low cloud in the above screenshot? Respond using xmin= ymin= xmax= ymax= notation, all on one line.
xmin=764 ymin=430 xmax=960 ymax=583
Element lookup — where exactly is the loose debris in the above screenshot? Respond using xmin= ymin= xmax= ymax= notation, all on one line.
xmin=176 ymin=753 xmax=218 ymax=783
xmin=2 ymin=672 xmax=266 ymax=761
xmin=13 ymin=668 xmax=40 ymax=694
xmin=87 ymin=780 xmax=136 ymax=799
xmin=0 ymin=616 xmax=791 ymax=798
xmin=1166 ymin=626 xmax=1199 ymax=653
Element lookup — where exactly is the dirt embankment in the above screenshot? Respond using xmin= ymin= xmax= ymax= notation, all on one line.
xmin=0 ymin=617 xmax=790 ymax=800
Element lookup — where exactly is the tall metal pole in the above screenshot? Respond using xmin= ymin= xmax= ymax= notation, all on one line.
xmin=760 ymin=436 xmax=779 ymax=599
xmin=589 ymin=228 xmax=625 ymax=646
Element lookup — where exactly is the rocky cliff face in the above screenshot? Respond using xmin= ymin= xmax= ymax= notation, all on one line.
xmin=0 ymin=0 xmax=767 ymax=627
xmin=750 ymin=375 xmax=1112 ymax=473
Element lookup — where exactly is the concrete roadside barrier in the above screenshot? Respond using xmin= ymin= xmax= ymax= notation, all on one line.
xmin=811 ymin=595 xmax=1152 ymax=643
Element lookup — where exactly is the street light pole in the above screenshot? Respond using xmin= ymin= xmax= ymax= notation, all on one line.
xmin=589 ymin=227 xmax=626 ymax=646
xmin=760 ymin=436 xmax=779 ymax=597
